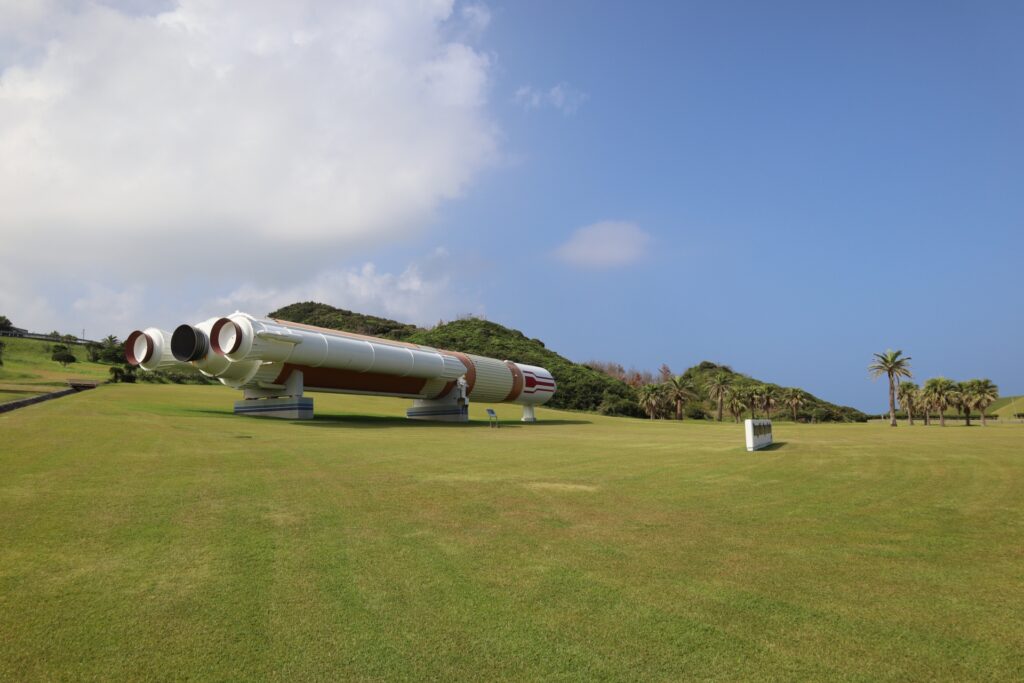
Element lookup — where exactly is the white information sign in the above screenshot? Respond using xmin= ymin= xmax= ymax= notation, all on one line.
xmin=744 ymin=419 xmax=773 ymax=451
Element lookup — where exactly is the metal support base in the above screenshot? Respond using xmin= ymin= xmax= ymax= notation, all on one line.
xmin=235 ymin=369 xmax=312 ymax=419
xmin=407 ymin=378 xmax=469 ymax=422
xmin=406 ymin=398 xmax=469 ymax=422
xmin=235 ymin=396 xmax=313 ymax=419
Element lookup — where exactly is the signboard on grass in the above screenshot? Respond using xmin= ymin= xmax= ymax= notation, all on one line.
xmin=745 ymin=419 xmax=773 ymax=451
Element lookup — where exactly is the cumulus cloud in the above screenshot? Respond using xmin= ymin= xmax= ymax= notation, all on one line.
xmin=514 ymin=83 xmax=587 ymax=115
xmin=0 ymin=0 xmax=497 ymax=281
xmin=210 ymin=249 xmax=475 ymax=327
xmin=553 ymin=221 xmax=650 ymax=268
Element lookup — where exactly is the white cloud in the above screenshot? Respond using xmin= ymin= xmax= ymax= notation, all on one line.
xmin=0 ymin=0 xmax=497 ymax=282
xmin=514 ymin=83 xmax=587 ymax=115
xmin=72 ymin=283 xmax=145 ymax=331
xmin=553 ymin=221 xmax=650 ymax=269
xmin=0 ymin=250 xmax=476 ymax=339
xmin=460 ymin=3 xmax=491 ymax=36
xmin=0 ymin=269 xmax=58 ymax=334
xmin=210 ymin=249 xmax=476 ymax=327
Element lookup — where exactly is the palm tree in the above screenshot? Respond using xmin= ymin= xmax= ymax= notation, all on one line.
xmin=897 ymin=381 xmax=919 ymax=426
xmin=761 ymin=386 xmax=778 ymax=420
xmin=781 ymin=388 xmax=806 ymax=422
xmin=638 ymin=384 xmax=666 ymax=420
xmin=704 ymin=371 xmax=732 ymax=422
xmin=922 ymin=377 xmax=955 ymax=427
xmin=868 ymin=350 xmax=913 ymax=427
xmin=747 ymin=384 xmax=765 ymax=419
xmin=971 ymin=379 xmax=999 ymax=426
xmin=954 ymin=381 xmax=976 ymax=427
xmin=919 ymin=388 xmax=933 ymax=426
xmin=726 ymin=391 xmax=748 ymax=423
xmin=662 ymin=375 xmax=697 ymax=420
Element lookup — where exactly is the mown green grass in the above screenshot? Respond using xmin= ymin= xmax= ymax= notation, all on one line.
xmin=1 ymin=385 xmax=1022 ymax=681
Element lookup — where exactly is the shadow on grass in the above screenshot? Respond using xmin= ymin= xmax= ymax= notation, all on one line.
xmin=183 ymin=408 xmax=590 ymax=428
xmin=758 ymin=441 xmax=787 ymax=451
xmin=292 ymin=414 xmax=591 ymax=429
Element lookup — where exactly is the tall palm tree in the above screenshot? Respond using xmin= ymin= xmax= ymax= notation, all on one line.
xmin=954 ymin=381 xmax=976 ymax=427
xmin=662 ymin=375 xmax=697 ymax=421
xmin=868 ymin=350 xmax=913 ymax=427
xmin=919 ymin=388 xmax=933 ymax=426
xmin=727 ymin=391 xmax=748 ymax=423
xmin=922 ymin=377 xmax=955 ymax=427
xmin=971 ymin=379 xmax=999 ymax=426
xmin=781 ymin=388 xmax=806 ymax=423
xmin=897 ymin=381 xmax=919 ymax=426
xmin=761 ymin=386 xmax=778 ymax=420
xmin=748 ymin=384 xmax=766 ymax=419
xmin=638 ymin=384 xmax=666 ymax=420
xmin=704 ymin=371 xmax=732 ymax=422
xmin=733 ymin=382 xmax=756 ymax=420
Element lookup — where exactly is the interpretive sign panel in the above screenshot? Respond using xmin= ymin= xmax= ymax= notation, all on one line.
xmin=745 ymin=419 xmax=773 ymax=451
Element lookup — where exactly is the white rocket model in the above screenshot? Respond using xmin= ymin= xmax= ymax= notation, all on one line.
xmin=125 ymin=312 xmax=556 ymax=422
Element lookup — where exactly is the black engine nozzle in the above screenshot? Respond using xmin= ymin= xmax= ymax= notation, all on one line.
xmin=171 ymin=324 xmax=209 ymax=362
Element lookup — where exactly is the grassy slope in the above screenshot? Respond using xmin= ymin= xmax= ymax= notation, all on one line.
xmin=1 ymin=385 xmax=1022 ymax=680
xmin=0 ymin=337 xmax=112 ymax=402
xmin=988 ymin=395 xmax=1024 ymax=420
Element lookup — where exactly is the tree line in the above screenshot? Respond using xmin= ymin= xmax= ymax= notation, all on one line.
xmin=633 ymin=371 xmax=812 ymax=422
xmin=869 ymin=350 xmax=999 ymax=426
xmin=585 ymin=360 xmax=865 ymax=423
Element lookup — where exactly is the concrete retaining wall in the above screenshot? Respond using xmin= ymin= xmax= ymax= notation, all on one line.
xmin=0 ymin=388 xmax=86 ymax=414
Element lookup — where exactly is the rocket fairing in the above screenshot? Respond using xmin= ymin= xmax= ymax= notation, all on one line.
xmin=124 ymin=312 xmax=556 ymax=421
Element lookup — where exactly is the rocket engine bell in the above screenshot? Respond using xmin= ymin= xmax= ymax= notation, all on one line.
xmin=125 ymin=312 xmax=556 ymax=422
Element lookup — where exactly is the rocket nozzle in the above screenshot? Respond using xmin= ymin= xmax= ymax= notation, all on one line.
xmin=211 ymin=317 xmax=243 ymax=356
xmin=171 ymin=324 xmax=209 ymax=361
xmin=124 ymin=330 xmax=153 ymax=366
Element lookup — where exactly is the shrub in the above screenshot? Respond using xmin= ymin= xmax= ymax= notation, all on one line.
xmin=52 ymin=350 xmax=77 ymax=367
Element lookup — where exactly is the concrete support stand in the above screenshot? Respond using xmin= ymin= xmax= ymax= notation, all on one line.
xmin=234 ymin=369 xmax=313 ymax=419
xmin=521 ymin=404 xmax=536 ymax=423
xmin=235 ymin=396 xmax=313 ymax=419
xmin=407 ymin=378 xmax=469 ymax=422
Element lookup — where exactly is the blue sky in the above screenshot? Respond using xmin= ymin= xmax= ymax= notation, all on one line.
xmin=1 ymin=1 xmax=1020 ymax=410
xmin=443 ymin=1 xmax=1024 ymax=410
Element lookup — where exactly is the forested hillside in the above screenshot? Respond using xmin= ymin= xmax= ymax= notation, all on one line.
xmin=269 ymin=302 xmax=420 ymax=341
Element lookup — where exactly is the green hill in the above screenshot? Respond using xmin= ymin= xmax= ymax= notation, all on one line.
xmin=269 ymin=302 xmax=420 ymax=341
xmin=678 ymin=361 xmax=868 ymax=423
xmin=269 ymin=302 xmax=866 ymax=421
xmin=988 ymin=395 xmax=1024 ymax=420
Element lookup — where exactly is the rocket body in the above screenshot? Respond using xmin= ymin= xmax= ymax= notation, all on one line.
xmin=125 ymin=313 xmax=556 ymax=413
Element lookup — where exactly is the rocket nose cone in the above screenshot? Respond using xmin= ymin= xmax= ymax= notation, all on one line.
xmin=171 ymin=324 xmax=209 ymax=362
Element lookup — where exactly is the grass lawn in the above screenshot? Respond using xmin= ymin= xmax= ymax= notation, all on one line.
xmin=1 ymin=384 xmax=1022 ymax=680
